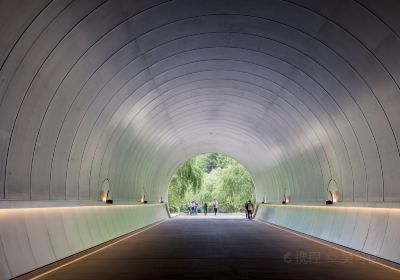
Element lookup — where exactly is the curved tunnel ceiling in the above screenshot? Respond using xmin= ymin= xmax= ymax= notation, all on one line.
xmin=0 ymin=0 xmax=399 ymax=204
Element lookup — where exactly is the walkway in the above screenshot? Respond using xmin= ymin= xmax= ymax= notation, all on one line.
xmin=32 ymin=216 xmax=400 ymax=279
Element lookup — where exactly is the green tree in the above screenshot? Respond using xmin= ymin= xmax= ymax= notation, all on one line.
xmin=196 ymin=153 xmax=235 ymax=173
xmin=215 ymin=164 xmax=256 ymax=212
xmin=167 ymin=159 xmax=203 ymax=212
xmin=168 ymin=154 xmax=256 ymax=213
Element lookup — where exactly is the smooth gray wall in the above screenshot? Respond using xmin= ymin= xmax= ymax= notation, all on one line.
xmin=0 ymin=203 xmax=168 ymax=278
xmin=257 ymin=204 xmax=400 ymax=264
xmin=0 ymin=0 xmax=399 ymax=204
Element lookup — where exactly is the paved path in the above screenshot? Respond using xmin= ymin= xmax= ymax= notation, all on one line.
xmin=36 ymin=217 xmax=400 ymax=279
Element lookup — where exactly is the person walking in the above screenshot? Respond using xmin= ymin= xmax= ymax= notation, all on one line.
xmin=212 ymin=199 xmax=218 ymax=216
xmin=203 ymin=201 xmax=208 ymax=216
xmin=191 ymin=201 xmax=195 ymax=216
xmin=247 ymin=200 xmax=254 ymax=220
xmin=244 ymin=201 xmax=249 ymax=219
xmin=194 ymin=200 xmax=198 ymax=215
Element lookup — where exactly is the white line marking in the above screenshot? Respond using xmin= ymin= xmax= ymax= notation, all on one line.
xmin=30 ymin=219 xmax=167 ymax=280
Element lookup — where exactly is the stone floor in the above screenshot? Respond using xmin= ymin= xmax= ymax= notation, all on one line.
xmin=34 ymin=216 xmax=400 ymax=279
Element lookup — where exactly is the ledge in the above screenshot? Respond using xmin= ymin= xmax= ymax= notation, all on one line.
xmin=0 ymin=200 xmax=165 ymax=210
xmin=259 ymin=201 xmax=400 ymax=210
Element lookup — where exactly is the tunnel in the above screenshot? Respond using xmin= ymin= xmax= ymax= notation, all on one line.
xmin=0 ymin=0 xmax=400 ymax=279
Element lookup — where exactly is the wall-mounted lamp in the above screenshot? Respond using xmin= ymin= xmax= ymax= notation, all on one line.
xmin=100 ymin=191 xmax=107 ymax=202
xmin=282 ymin=193 xmax=289 ymax=204
xmin=281 ymin=189 xmax=290 ymax=204
xmin=326 ymin=179 xmax=339 ymax=205
xmin=100 ymin=179 xmax=112 ymax=203
xmin=262 ymin=196 xmax=267 ymax=204
xmin=139 ymin=191 xmax=147 ymax=203
xmin=326 ymin=188 xmax=333 ymax=205
xmin=106 ymin=190 xmax=113 ymax=204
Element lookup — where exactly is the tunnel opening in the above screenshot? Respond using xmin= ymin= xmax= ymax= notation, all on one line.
xmin=1 ymin=1 xmax=400 ymax=278
xmin=167 ymin=153 xmax=256 ymax=216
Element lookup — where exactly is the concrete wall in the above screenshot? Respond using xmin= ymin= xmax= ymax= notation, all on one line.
xmin=0 ymin=203 xmax=168 ymax=279
xmin=257 ymin=204 xmax=400 ymax=264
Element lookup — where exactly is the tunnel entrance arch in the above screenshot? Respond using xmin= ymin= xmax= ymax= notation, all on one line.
xmin=167 ymin=153 xmax=256 ymax=215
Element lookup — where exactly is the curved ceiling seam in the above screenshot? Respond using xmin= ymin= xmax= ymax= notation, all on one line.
xmin=0 ymin=0 xmax=106 ymax=115
xmin=2 ymin=0 xmax=109 ymax=198
xmin=65 ymin=26 xmax=384 ymax=155
xmin=1 ymin=1 xmax=398 ymax=203
xmin=55 ymin=30 xmax=376 ymax=199
xmin=247 ymin=32 xmax=382 ymax=199
xmin=0 ymin=0 xmax=108 ymax=116
xmin=161 ymin=123 xmax=296 ymax=201
xmin=96 ymin=74 xmax=324 ymax=189
xmin=121 ymin=115 xmax=282 ymax=174
xmin=145 ymin=86 xmax=330 ymax=179
xmin=284 ymin=0 xmax=400 ymax=163
xmin=144 ymin=116 xmax=304 ymax=180
xmin=32 ymin=7 xmax=147 ymax=200
xmin=73 ymin=56 xmax=155 ymax=199
xmin=137 ymin=14 xmax=400 ymax=150
xmin=0 ymin=0 xmax=57 ymax=73
xmin=352 ymin=0 xmax=400 ymax=39
xmin=117 ymin=124 xmax=269 ymax=198
xmin=44 ymin=15 xmax=390 ymax=191
xmin=69 ymin=38 xmax=368 ymax=194
xmin=88 ymin=66 xmax=356 ymax=196
xmin=110 ymin=77 xmax=344 ymax=200
xmin=47 ymin=24 xmax=155 ymax=199
xmin=79 ymin=66 xmax=350 ymax=202
xmin=79 ymin=76 xmax=340 ymax=201
xmin=2 ymin=4 xmax=390 ymax=192
xmin=75 ymin=67 xmax=338 ymax=197
xmin=284 ymin=0 xmax=400 ymax=89
xmin=112 ymin=106 xmax=273 ymax=167
xmin=0 ymin=0 xmax=64 ymax=103
xmin=85 ymin=55 xmax=340 ymax=162
xmin=4 ymin=0 xmax=173 ymax=199
xmin=167 ymin=112 xmax=324 ymax=190
xmin=33 ymin=0 xmax=181 ymax=199
xmin=57 ymin=52 xmax=145 ymax=199
xmin=301 ymin=26 xmax=399 ymax=192
xmin=116 ymin=121 xmax=284 ymax=200
xmin=91 ymin=81 xmax=177 ymax=193
xmin=150 ymin=60 xmax=345 ymax=183
xmin=60 ymin=31 xmax=376 ymax=198
xmin=66 ymin=50 xmax=366 ymax=201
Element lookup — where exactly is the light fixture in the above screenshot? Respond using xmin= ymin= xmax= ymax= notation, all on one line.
xmin=100 ymin=191 xmax=107 ymax=202
xmin=106 ymin=190 xmax=113 ymax=204
xmin=326 ymin=188 xmax=333 ymax=205
xmin=281 ymin=189 xmax=290 ymax=204
xmin=100 ymin=179 xmax=112 ymax=203
xmin=326 ymin=179 xmax=339 ymax=205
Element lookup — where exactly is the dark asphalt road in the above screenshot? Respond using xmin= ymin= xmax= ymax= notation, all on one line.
xmin=36 ymin=217 xmax=400 ymax=280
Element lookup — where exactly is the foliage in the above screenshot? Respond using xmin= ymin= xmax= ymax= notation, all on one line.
xmin=167 ymin=159 xmax=203 ymax=212
xmin=168 ymin=154 xmax=255 ymax=213
xmin=196 ymin=153 xmax=235 ymax=173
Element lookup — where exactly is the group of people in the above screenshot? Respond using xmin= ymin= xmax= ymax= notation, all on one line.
xmin=244 ymin=200 xmax=254 ymax=220
xmin=186 ymin=199 xmax=254 ymax=219
xmin=187 ymin=199 xmax=219 ymax=216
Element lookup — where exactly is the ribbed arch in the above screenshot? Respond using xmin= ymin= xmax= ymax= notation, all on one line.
xmin=0 ymin=0 xmax=399 ymax=205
